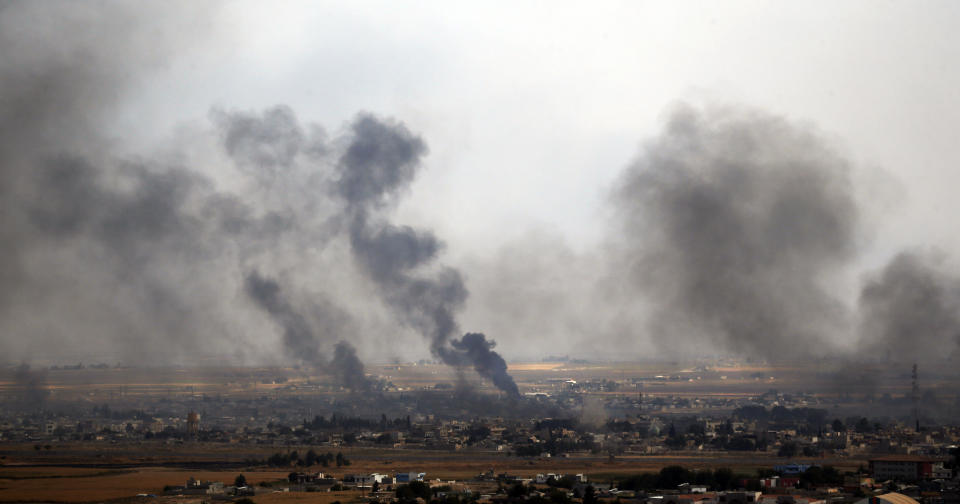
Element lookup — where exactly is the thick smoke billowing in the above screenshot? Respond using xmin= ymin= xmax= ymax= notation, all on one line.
xmin=859 ymin=252 xmax=960 ymax=363
xmin=3 ymin=0 xmax=957 ymax=402
xmin=450 ymin=334 xmax=519 ymax=397
xmin=0 ymin=2 xmax=250 ymax=363
xmin=12 ymin=364 xmax=50 ymax=411
xmin=244 ymin=271 xmax=371 ymax=390
xmin=244 ymin=272 xmax=322 ymax=367
xmin=613 ymin=104 xmax=858 ymax=359
xmin=606 ymin=104 xmax=960 ymax=366
xmin=335 ymin=116 xmax=520 ymax=396
xmin=0 ymin=2 xmax=518 ymax=396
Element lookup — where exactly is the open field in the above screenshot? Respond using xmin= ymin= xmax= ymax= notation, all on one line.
xmin=0 ymin=442 xmax=870 ymax=503
xmin=5 ymin=359 xmax=954 ymax=404
xmin=0 ymin=467 xmax=289 ymax=502
xmin=1 ymin=359 xmax=948 ymax=502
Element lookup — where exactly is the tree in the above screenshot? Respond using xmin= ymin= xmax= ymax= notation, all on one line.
xmin=714 ymin=468 xmax=735 ymax=490
xmin=950 ymin=446 xmax=960 ymax=478
xmin=778 ymin=442 xmax=799 ymax=458
xmin=396 ymin=481 xmax=431 ymax=501
xmin=547 ymin=488 xmax=571 ymax=504
xmin=235 ymin=474 xmax=248 ymax=487
xmin=832 ymin=419 xmax=845 ymax=432
xmin=508 ymin=482 xmax=528 ymax=498
xmin=372 ymin=481 xmax=380 ymax=493
xmin=659 ymin=466 xmax=693 ymax=488
xmin=583 ymin=486 xmax=598 ymax=504
xmin=335 ymin=452 xmax=345 ymax=467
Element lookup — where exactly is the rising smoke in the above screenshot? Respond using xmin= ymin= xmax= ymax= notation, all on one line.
xmin=0 ymin=2 xmax=518 ymax=395
xmin=0 ymin=1 xmax=249 ymax=363
xmin=2 ymin=1 xmax=957 ymax=399
xmin=612 ymin=104 xmax=858 ymax=359
xmin=859 ymin=251 xmax=960 ymax=363
xmin=335 ymin=116 xmax=520 ymax=396
xmin=12 ymin=364 xmax=50 ymax=411
xmin=244 ymin=271 xmax=371 ymax=390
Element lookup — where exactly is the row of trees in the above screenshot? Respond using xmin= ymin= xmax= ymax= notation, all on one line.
xmin=262 ymin=449 xmax=350 ymax=467
xmin=301 ymin=414 xmax=412 ymax=431
xmin=616 ymin=465 xmax=846 ymax=492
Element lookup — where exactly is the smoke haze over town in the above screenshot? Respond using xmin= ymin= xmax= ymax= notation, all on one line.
xmin=2 ymin=0 xmax=960 ymax=389
xmin=5 ymin=5 xmax=960 ymax=504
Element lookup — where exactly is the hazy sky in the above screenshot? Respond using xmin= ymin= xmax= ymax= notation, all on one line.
xmin=4 ymin=1 xmax=960 ymax=366
xmin=114 ymin=1 xmax=960 ymax=259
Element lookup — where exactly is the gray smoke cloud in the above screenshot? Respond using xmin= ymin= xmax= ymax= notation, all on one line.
xmin=210 ymin=105 xmax=328 ymax=174
xmin=335 ymin=115 xmax=520 ymax=396
xmin=244 ymin=271 xmax=323 ymax=366
xmin=0 ymin=1 xmax=522 ymax=399
xmin=0 ymin=0 xmax=505 ymax=395
xmin=12 ymin=363 xmax=50 ymax=411
xmin=5 ymin=0 xmax=954 ymax=396
xmin=859 ymin=251 xmax=960 ymax=363
xmin=244 ymin=271 xmax=371 ymax=390
xmin=450 ymin=333 xmax=519 ymax=397
xmin=0 ymin=1 xmax=252 ymax=363
xmin=612 ymin=104 xmax=858 ymax=359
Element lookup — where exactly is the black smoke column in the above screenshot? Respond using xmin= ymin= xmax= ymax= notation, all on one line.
xmin=859 ymin=251 xmax=960 ymax=363
xmin=13 ymin=363 xmax=50 ymax=411
xmin=613 ymin=104 xmax=858 ymax=359
xmin=448 ymin=333 xmax=520 ymax=397
xmin=334 ymin=114 xmax=520 ymax=396
xmin=244 ymin=271 xmax=371 ymax=391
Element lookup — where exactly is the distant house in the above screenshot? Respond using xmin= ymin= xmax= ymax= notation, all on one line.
xmin=164 ymin=477 xmax=225 ymax=496
xmin=718 ymin=491 xmax=761 ymax=504
xmin=396 ymin=472 xmax=426 ymax=483
xmin=774 ymin=464 xmax=813 ymax=475
xmin=344 ymin=473 xmax=389 ymax=487
xmin=290 ymin=472 xmax=325 ymax=484
xmin=869 ymin=456 xmax=947 ymax=481
xmin=535 ymin=474 xmax=556 ymax=484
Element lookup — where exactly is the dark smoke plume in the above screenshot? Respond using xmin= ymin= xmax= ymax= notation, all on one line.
xmin=0 ymin=0 xmax=482 ymax=380
xmin=449 ymin=333 xmax=520 ymax=397
xmin=12 ymin=364 xmax=50 ymax=411
xmin=332 ymin=342 xmax=372 ymax=391
xmin=0 ymin=2 xmax=260 ymax=362
xmin=859 ymin=251 xmax=960 ymax=363
xmin=244 ymin=271 xmax=371 ymax=390
xmin=613 ymin=104 xmax=858 ymax=359
xmin=210 ymin=105 xmax=328 ymax=172
xmin=335 ymin=115 xmax=520 ymax=396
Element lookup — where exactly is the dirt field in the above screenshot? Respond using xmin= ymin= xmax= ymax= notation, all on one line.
xmin=0 ymin=467 xmax=290 ymax=502
xmin=0 ymin=359 xmax=914 ymax=502
xmin=5 ymin=359 xmax=952 ymax=404
xmin=253 ymin=490 xmax=367 ymax=504
xmin=0 ymin=448 xmax=867 ymax=503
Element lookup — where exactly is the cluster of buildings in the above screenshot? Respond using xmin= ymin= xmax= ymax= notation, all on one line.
xmin=3 ymin=401 xmax=960 ymax=465
xmin=153 ymin=460 xmax=960 ymax=504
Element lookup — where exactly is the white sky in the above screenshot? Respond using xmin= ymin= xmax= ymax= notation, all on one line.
xmin=103 ymin=1 xmax=960 ymax=359
xmin=113 ymin=1 xmax=960 ymax=260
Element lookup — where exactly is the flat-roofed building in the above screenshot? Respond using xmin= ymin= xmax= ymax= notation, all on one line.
xmin=869 ymin=457 xmax=945 ymax=481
